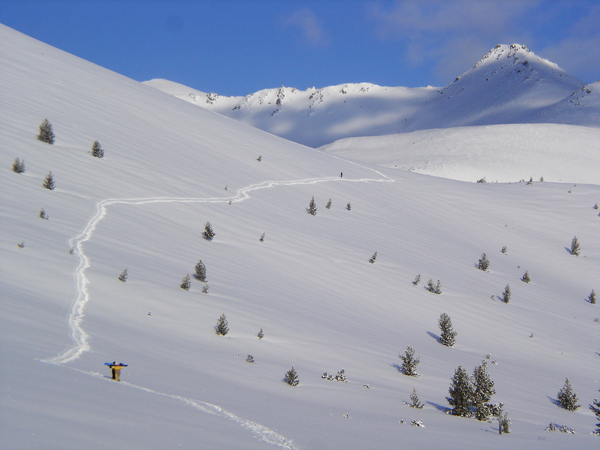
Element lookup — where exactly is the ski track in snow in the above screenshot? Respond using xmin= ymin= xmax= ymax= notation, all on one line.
xmin=42 ymin=170 xmax=392 ymax=449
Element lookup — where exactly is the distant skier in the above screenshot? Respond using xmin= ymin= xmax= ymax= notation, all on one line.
xmin=105 ymin=361 xmax=128 ymax=381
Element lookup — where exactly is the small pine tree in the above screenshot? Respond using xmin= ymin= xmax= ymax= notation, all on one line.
xmin=501 ymin=246 xmax=507 ymax=254
xmin=502 ymin=284 xmax=511 ymax=303
xmin=594 ymin=202 xmax=599 ymax=210
xmin=257 ymin=328 xmax=264 ymax=339
xmin=259 ymin=233 xmax=265 ymax=242
xmin=12 ymin=158 xmax=26 ymax=173
xmin=194 ymin=260 xmax=207 ymax=282
xmin=203 ymin=222 xmax=215 ymax=241
xmin=39 ymin=208 xmax=47 ymax=219
xmin=369 ymin=252 xmax=377 ymax=263
xmin=201 ymin=284 xmax=209 ymax=294
xmin=325 ymin=199 xmax=332 ymax=209
xmin=399 ymin=346 xmax=420 ymax=376
xmin=346 ymin=202 xmax=352 ymax=211
xmin=412 ymin=274 xmax=421 ymax=286
xmin=409 ymin=388 xmax=424 ymax=409
xmin=498 ymin=409 xmax=511 ymax=434
xmin=256 ymin=155 xmax=262 ymax=162
xmin=590 ymin=396 xmax=600 ymax=435
xmin=570 ymin=236 xmax=580 ymax=256
xmin=472 ymin=362 xmax=496 ymax=421
xmin=246 ymin=354 xmax=255 ymax=364
xmin=180 ymin=274 xmax=191 ymax=290
xmin=447 ymin=366 xmax=474 ymax=417
xmin=434 ymin=280 xmax=442 ymax=294
xmin=215 ymin=313 xmax=229 ymax=336
xmin=439 ymin=313 xmax=457 ymax=347
xmin=118 ymin=269 xmax=128 ymax=282
xmin=284 ymin=366 xmax=299 ymax=386
xmin=308 ymin=196 xmax=317 ymax=215
xmin=426 ymin=278 xmax=435 ymax=292
xmin=91 ymin=140 xmax=104 ymax=158
xmin=37 ymin=119 xmax=55 ymax=144
xmin=521 ymin=271 xmax=530 ymax=283
xmin=557 ymin=378 xmax=580 ymax=411
xmin=589 ymin=289 xmax=597 ymax=304
xmin=43 ymin=171 xmax=55 ymax=190
xmin=477 ymin=253 xmax=490 ymax=271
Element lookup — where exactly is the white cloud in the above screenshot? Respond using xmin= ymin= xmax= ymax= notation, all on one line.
xmin=369 ymin=0 xmax=542 ymax=83
xmin=284 ymin=8 xmax=330 ymax=47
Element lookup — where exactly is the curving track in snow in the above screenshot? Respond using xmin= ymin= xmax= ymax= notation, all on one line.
xmin=43 ymin=171 xmax=392 ymax=448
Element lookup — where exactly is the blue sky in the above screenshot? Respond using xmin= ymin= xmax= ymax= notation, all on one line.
xmin=2 ymin=0 xmax=599 ymax=96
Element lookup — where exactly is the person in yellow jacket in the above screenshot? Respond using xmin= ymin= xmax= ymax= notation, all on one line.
xmin=105 ymin=361 xmax=127 ymax=381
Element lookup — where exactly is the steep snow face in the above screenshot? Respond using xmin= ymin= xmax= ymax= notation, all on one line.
xmin=146 ymin=44 xmax=594 ymax=148
xmin=409 ymin=44 xmax=585 ymax=130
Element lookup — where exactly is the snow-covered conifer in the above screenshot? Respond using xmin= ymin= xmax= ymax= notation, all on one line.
xmin=570 ymin=236 xmax=580 ymax=256
xmin=412 ymin=274 xmax=421 ymax=286
xmin=180 ymin=274 xmax=191 ymax=290
xmin=409 ymin=388 xmax=424 ymax=409
xmin=91 ymin=140 xmax=104 ymax=158
xmin=447 ymin=366 xmax=474 ymax=417
xmin=399 ymin=346 xmax=420 ymax=376
xmin=43 ymin=171 xmax=55 ymax=190
xmin=502 ymin=284 xmax=511 ymax=303
xmin=472 ymin=362 xmax=496 ymax=421
xmin=308 ymin=196 xmax=317 ymax=215
xmin=325 ymin=199 xmax=332 ymax=209
xmin=439 ymin=313 xmax=457 ymax=347
xmin=557 ymin=378 xmax=580 ymax=411
xmin=588 ymin=289 xmax=596 ymax=304
xmin=369 ymin=252 xmax=377 ymax=263
xmin=590 ymin=396 xmax=600 ymax=435
xmin=194 ymin=259 xmax=207 ymax=282
xmin=477 ymin=253 xmax=490 ymax=271
xmin=215 ymin=313 xmax=229 ymax=336
xmin=284 ymin=366 xmax=299 ymax=386
xmin=203 ymin=222 xmax=215 ymax=241
xmin=37 ymin=118 xmax=55 ymax=144
xmin=118 ymin=269 xmax=128 ymax=282
xmin=521 ymin=271 xmax=530 ymax=283
xmin=12 ymin=158 xmax=25 ymax=173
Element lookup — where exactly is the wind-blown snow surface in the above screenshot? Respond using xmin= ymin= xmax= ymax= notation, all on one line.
xmin=1 ymin=24 xmax=600 ymax=450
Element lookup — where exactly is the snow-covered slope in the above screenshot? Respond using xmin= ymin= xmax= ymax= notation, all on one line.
xmin=146 ymin=44 xmax=597 ymax=148
xmin=2 ymin=24 xmax=600 ymax=450
xmin=320 ymin=123 xmax=600 ymax=184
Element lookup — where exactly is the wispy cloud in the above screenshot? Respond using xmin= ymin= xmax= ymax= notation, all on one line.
xmin=284 ymin=8 xmax=330 ymax=47
xmin=539 ymin=4 xmax=600 ymax=83
xmin=369 ymin=0 xmax=542 ymax=83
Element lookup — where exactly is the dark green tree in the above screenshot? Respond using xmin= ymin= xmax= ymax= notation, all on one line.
xmin=409 ymin=388 xmax=424 ymax=408
xmin=521 ymin=271 xmax=530 ymax=283
xmin=215 ymin=313 xmax=229 ymax=336
xmin=399 ymin=346 xmax=420 ymax=377
xmin=447 ymin=366 xmax=474 ymax=417
xmin=557 ymin=378 xmax=580 ymax=411
xmin=439 ymin=313 xmax=457 ymax=347
xmin=477 ymin=253 xmax=490 ymax=271
xmin=284 ymin=366 xmax=299 ymax=386
xmin=91 ymin=140 xmax=104 ymax=158
xmin=308 ymin=196 xmax=317 ymax=215
xmin=472 ymin=362 xmax=496 ymax=421
xmin=589 ymin=289 xmax=596 ymax=304
xmin=43 ymin=171 xmax=55 ymax=190
xmin=570 ymin=236 xmax=580 ymax=256
xmin=590 ymin=395 xmax=600 ymax=435
xmin=203 ymin=222 xmax=215 ymax=241
xmin=180 ymin=274 xmax=191 ymax=290
xmin=194 ymin=259 xmax=207 ymax=282
xmin=12 ymin=158 xmax=25 ymax=173
xmin=502 ymin=284 xmax=511 ymax=303
xmin=118 ymin=269 xmax=128 ymax=282
xmin=369 ymin=252 xmax=377 ymax=263
xmin=37 ymin=118 xmax=55 ymax=144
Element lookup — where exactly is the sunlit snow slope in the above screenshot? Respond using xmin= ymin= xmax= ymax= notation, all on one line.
xmin=1 ymin=24 xmax=600 ymax=450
